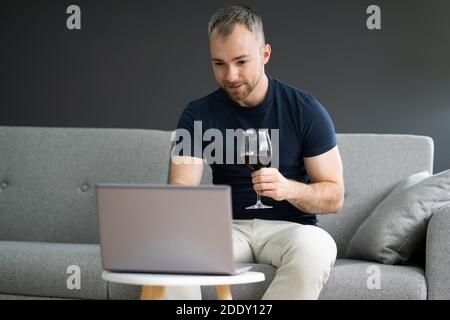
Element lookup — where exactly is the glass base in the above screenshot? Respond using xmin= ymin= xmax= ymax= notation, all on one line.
xmin=246 ymin=201 xmax=273 ymax=210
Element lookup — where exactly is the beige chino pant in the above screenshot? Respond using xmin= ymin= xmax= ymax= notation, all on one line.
xmin=233 ymin=219 xmax=337 ymax=299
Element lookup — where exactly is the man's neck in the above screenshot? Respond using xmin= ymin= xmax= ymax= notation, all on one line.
xmin=239 ymin=73 xmax=269 ymax=107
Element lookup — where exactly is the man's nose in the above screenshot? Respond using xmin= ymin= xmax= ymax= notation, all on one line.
xmin=225 ymin=66 xmax=239 ymax=83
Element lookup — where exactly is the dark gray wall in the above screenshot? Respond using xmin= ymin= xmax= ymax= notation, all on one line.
xmin=1 ymin=0 xmax=449 ymax=172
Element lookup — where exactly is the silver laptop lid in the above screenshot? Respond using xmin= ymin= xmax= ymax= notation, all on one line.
xmin=96 ymin=184 xmax=235 ymax=275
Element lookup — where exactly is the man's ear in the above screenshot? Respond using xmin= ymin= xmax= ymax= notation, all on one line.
xmin=262 ymin=43 xmax=272 ymax=65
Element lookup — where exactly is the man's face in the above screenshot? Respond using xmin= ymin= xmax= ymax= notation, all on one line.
xmin=210 ymin=23 xmax=271 ymax=104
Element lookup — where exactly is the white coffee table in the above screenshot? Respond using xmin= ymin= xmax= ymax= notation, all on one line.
xmin=102 ymin=271 xmax=265 ymax=300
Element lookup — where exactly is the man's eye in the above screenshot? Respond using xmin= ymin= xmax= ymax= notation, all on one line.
xmin=214 ymin=62 xmax=224 ymax=66
xmin=237 ymin=61 xmax=247 ymax=65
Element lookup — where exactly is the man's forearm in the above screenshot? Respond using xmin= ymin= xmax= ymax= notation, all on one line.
xmin=285 ymin=179 xmax=344 ymax=214
xmin=169 ymin=156 xmax=204 ymax=186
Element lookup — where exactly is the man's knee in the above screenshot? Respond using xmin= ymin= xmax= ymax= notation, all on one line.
xmin=284 ymin=226 xmax=337 ymax=269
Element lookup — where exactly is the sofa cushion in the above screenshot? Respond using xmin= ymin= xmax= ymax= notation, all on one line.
xmin=319 ymin=259 xmax=427 ymax=300
xmin=0 ymin=241 xmax=106 ymax=299
xmin=346 ymin=170 xmax=450 ymax=264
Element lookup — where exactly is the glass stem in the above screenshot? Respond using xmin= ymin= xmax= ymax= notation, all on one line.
xmin=256 ymin=194 xmax=262 ymax=204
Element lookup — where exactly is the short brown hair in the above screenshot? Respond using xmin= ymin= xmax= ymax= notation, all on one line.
xmin=208 ymin=5 xmax=265 ymax=45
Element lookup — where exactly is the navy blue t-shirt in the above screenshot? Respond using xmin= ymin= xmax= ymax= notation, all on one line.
xmin=175 ymin=76 xmax=337 ymax=225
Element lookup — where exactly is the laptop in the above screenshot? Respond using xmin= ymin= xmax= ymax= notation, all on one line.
xmin=96 ymin=184 xmax=252 ymax=275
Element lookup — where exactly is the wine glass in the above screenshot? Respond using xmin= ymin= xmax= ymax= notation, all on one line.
xmin=240 ymin=129 xmax=273 ymax=209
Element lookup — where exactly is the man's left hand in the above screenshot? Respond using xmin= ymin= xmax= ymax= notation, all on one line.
xmin=251 ymin=168 xmax=291 ymax=201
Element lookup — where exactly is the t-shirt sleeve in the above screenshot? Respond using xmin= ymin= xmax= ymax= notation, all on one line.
xmin=173 ymin=103 xmax=203 ymax=159
xmin=300 ymin=94 xmax=337 ymax=158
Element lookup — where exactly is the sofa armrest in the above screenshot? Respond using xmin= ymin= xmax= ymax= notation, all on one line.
xmin=426 ymin=205 xmax=450 ymax=300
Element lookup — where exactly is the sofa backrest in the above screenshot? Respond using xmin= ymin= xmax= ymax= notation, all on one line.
xmin=0 ymin=126 xmax=173 ymax=244
xmin=0 ymin=127 xmax=434 ymax=258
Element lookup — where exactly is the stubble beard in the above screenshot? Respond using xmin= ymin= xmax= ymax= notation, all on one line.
xmin=224 ymin=68 xmax=263 ymax=105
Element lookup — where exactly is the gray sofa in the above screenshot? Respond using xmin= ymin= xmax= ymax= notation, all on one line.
xmin=0 ymin=125 xmax=449 ymax=300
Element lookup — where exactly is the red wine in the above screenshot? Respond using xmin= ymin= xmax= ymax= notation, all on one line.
xmin=243 ymin=155 xmax=272 ymax=171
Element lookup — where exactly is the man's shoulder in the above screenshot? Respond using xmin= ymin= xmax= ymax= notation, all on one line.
xmin=271 ymin=77 xmax=314 ymax=106
xmin=272 ymin=78 xmax=323 ymax=118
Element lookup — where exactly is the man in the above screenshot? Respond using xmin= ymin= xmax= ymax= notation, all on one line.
xmin=171 ymin=5 xmax=344 ymax=299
